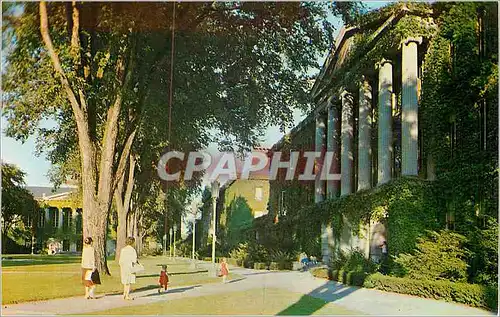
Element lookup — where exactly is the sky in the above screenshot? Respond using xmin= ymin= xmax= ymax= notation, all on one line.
xmin=1 ymin=1 xmax=390 ymax=188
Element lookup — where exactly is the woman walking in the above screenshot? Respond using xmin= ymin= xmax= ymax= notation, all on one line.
xmin=220 ymin=257 xmax=229 ymax=284
xmin=119 ymin=237 xmax=138 ymax=300
xmin=81 ymin=237 xmax=96 ymax=299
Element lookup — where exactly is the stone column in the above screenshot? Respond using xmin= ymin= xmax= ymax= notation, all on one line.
xmin=358 ymin=78 xmax=372 ymax=191
xmin=339 ymin=90 xmax=354 ymax=252
xmin=58 ymin=208 xmax=63 ymax=229
xmin=341 ymin=90 xmax=354 ymax=196
xmin=323 ymin=97 xmax=340 ymax=262
xmin=327 ymin=97 xmax=341 ymax=198
xmin=315 ymin=113 xmax=326 ymax=203
xmin=401 ymin=37 xmax=422 ymax=176
xmin=377 ymin=59 xmax=393 ymax=185
xmin=315 ymin=111 xmax=330 ymax=262
xmin=70 ymin=208 xmax=77 ymax=252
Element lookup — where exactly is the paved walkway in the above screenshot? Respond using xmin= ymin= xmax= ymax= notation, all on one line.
xmin=2 ymin=264 xmax=494 ymax=316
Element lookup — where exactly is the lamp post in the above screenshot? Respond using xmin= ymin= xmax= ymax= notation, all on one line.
xmin=169 ymin=228 xmax=173 ymax=257
xmin=211 ymin=180 xmax=219 ymax=264
xmin=173 ymin=224 xmax=177 ymax=258
xmin=192 ymin=218 xmax=196 ymax=260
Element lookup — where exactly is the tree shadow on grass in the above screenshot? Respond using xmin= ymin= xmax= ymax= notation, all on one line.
xmin=276 ymin=282 xmax=359 ymax=315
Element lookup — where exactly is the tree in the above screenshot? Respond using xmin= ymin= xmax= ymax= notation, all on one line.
xmin=1 ymin=163 xmax=38 ymax=244
xmin=2 ymin=2 xmax=357 ymax=273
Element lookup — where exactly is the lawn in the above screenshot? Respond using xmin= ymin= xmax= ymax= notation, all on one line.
xmin=83 ymin=288 xmax=362 ymax=315
xmin=2 ymin=255 xmax=240 ymax=305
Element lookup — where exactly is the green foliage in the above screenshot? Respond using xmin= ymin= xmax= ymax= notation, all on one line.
xmin=1 ymin=163 xmax=38 ymax=239
xmin=268 ymin=250 xmax=295 ymax=266
xmin=310 ymin=267 xmax=368 ymax=287
xmin=394 ymin=230 xmax=469 ymax=282
xmin=294 ymin=177 xmax=439 ymax=260
xmin=329 ymin=249 xmax=378 ymax=274
xmin=253 ymin=262 xmax=267 ymax=270
xmin=364 ymin=273 xmax=498 ymax=311
xmin=466 ymin=217 xmax=498 ymax=285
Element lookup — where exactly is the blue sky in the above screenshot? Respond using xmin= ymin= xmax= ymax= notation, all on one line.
xmin=1 ymin=1 xmax=390 ymax=187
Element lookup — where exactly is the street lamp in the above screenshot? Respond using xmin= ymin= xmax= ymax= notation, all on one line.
xmin=211 ymin=180 xmax=219 ymax=264
xmin=192 ymin=211 xmax=197 ymax=260
xmin=169 ymin=228 xmax=173 ymax=257
xmin=173 ymin=224 xmax=177 ymax=258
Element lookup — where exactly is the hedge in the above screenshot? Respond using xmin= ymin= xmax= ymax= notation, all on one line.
xmin=310 ymin=267 xmax=368 ymax=287
xmin=254 ymin=262 xmax=267 ymax=270
xmin=364 ymin=273 xmax=498 ymax=311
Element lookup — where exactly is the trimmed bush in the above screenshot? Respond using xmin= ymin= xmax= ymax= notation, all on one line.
xmin=254 ymin=262 xmax=266 ymax=270
xmin=310 ymin=267 xmax=331 ymax=280
xmin=227 ymin=258 xmax=239 ymax=266
xmin=364 ymin=273 xmax=498 ymax=311
xmin=269 ymin=262 xmax=279 ymax=271
xmin=310 ymin=267 xmax=367 ymax=287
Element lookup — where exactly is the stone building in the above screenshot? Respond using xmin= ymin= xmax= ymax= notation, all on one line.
xmin=27 ymin=186 xmax=83 ymax=253
xmin=269 ymin=3 xmax=496 ymax=263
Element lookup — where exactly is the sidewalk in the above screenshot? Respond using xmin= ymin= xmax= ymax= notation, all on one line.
xmin=2 ymin=266 xmax=495 ymax=316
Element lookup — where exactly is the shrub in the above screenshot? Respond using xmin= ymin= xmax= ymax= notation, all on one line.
xmin=254 ymin=262 xmax=266 ymax=270
xmin=311 ymin=267 xmax=368 ymax=287
xmin=310 ymin=267 xmax=330 ymax=280
xmin=364 ymin=273 xmax=498 ymax=311
xmin=329 ymin=249 xmax=378 ymax=273
xmin=394 ymin=230 xmax=469 ymax=282
xmin=229 ymin=243 xmax=249 ymax=267
xmin=227 ymin=258 xmax=238 ymax=266
xmin=269 ymin=262 xmax=279 ymax=270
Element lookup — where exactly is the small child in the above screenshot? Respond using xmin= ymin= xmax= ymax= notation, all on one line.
xmin=158 ymin=265 xmax=169 ymax=293
xmin=220 ymin=257 xmax=229 ymax=284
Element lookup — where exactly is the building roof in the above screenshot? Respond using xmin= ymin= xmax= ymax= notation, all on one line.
xmin=26 ymin=186 xmax=77 ymax=200
xmin=271 ymin=4 xmax=434 ymax=151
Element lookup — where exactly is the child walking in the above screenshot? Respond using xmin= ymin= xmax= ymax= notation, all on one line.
xmin=158 ymin=265 xmax=169 ymax=293
xmin=220 ymin=258 xmax=229 ymax=284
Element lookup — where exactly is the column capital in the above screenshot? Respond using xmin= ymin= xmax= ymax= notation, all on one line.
xmin=340 ymin=89 xmax=353 ymax=99
xmin=400 ymin=36 xmax=423 ymax=48
xmin=375 ymin=58 xmax=392 ymax=70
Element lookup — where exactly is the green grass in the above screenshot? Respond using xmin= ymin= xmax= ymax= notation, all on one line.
xmin=2 ymin=255 xmax=240 ymax=305
xmin=82 ymin=288 xmax=363 ymax=315
xmin=2 ymin=254 xmax=82 ymax=267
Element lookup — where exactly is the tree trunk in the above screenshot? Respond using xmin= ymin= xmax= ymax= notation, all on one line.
xmin=115 ymin=208 xmax=128 ymax=262
xmin=40 ymin=2 xmax=137 ymax=275
xmin=114 ymin=155 xmax=136 ymax=262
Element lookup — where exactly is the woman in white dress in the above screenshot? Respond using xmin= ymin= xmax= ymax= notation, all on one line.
xmin=119 ymin=237 xmax=138 ymax=300
xmin=81 ymin=237 xmax=96 ymax=299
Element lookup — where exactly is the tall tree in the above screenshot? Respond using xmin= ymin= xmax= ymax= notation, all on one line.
xmin=2 ymin=2 xmax=354 ymax=273
xmin=1 ymin=163 xmax=38 ymax=240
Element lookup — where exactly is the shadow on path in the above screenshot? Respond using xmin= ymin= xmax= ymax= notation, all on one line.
xmin=136 ymin=270 xmax=208 ymax=279
xmin=227 ymin=277 xmax=246 ymax=284
xmin=276 ymin=281 xmax=359 ymax=315
xmin=142 ymin=285 xmax=201 ymax=298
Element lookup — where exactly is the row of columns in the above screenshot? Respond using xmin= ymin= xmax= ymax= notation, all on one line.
xmin=316 ymin=37 xmax=422 ymax=262
xmin=43 ymin=207 xmax=81 ymax=252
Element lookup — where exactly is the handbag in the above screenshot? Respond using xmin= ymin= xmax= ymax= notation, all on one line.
xmin=91 ymin=269 xmax=101 ymax=285
xmin=131 ymin=262 xmax=145 ymax=274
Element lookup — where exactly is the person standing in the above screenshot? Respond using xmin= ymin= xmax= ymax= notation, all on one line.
xmin=220 ymin=257 xmax=229 ymax=284
xmin=119 ymin=237 xmax=138 ymax=300
xmin=81 ymin=237 xmax=96 ymax=299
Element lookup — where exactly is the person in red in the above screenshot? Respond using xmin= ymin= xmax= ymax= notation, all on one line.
xmin=158 ymin=265 xmax=169 ymax=293
xmin=220 ymin=257 xmax=229 ymax=284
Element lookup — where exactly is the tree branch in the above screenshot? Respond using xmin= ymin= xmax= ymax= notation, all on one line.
xmin=97 ymin=35 xmax=137 ymax=205
xmin=111 ymin=126 xmax=138 ymax=195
